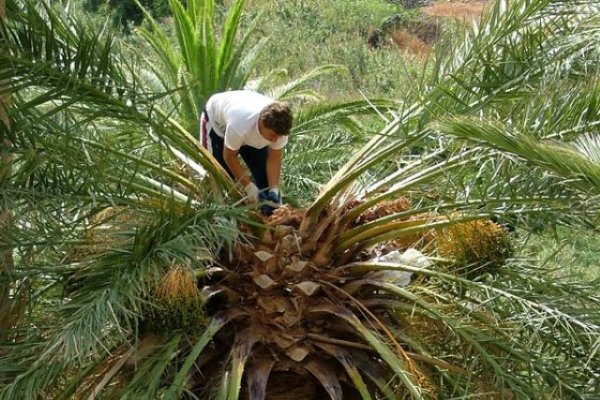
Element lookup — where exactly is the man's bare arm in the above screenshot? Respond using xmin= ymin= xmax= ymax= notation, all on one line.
xmin=223 ymin=147 xmax=250 ymax=187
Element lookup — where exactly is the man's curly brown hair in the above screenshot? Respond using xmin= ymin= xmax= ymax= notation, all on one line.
xmin=259 ymin=101 xmax=293 ymax=136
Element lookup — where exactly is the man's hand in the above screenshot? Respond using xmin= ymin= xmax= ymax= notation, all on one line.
xmin=243 ymin=182 xmax=259 ymax=201
xmin=259 ymin=188 xmax=281 ymax=216
xmin=268 ymin=189 xmax=281 ymax=204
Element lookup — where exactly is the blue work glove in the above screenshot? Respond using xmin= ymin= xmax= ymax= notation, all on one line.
xmin=259 ymin=189 xmax=281 ymax=216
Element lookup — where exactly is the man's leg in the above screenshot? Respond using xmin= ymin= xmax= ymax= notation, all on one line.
xmin=240 ymin=147 xmax=279 ymax=216
xmin=208 ymin=130 xmax=235 ymax=179
xmin=207 ymin=131 xmax=268 ymax=190
xmin=239 ymin=146 xmax=269 ymax=191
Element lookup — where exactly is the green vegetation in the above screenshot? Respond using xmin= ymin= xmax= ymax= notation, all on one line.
xmin=1 ymin=0 xmax=599 ymax=399
xmin=84 ymin=0 xmax=171 ymax=30
xmin=250 ymin=0 xmax=423 ymax=97
xmin=524 ymin=226 xmax=600 ymax=282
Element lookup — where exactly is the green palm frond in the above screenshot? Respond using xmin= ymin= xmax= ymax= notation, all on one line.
xmin=263 ymin=65 xmax=347 ymax=102
xmin=165 ymin=311 xmax=242 ymax=399
xmin=293 ymin=99 xmax=397 ymax=137
xmin=303 ymin=0 xmax=600 ymax=227
xmin=1 ymin=200 xmax=249 ymax=396
xmin=2 ymin=1 xmax=145 ymax=120
xmin=513 ymin=80 xmax=600 ymax=141
xmin=132 ymin=0 xmax=261 ymax=130
xmin=338 ymin=259 xmax=600 ymax=397
xmin=437 ymin=118 xmax=600 ymax=195
xmin=574 ymin=133 xmax=600 ymax=164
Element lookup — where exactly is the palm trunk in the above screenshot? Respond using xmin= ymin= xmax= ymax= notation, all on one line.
xmin=0 ymin=0 xmax=15 ymax=339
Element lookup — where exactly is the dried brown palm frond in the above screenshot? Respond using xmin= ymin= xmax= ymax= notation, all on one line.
xmin=351 ymin=197 xmax=412 ymax=227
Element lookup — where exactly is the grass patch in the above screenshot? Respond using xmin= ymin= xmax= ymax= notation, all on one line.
xmin=247 ymin=0 xmax=428 ymax=98
xmin=520 ymin=226 xmax=600 ymax=282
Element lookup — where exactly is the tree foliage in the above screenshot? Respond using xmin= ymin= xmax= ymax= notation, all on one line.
xmin=84 ymin=0 xmax=171 ymax=31
xmin=0 ymin=0 xmax=599 ymax=398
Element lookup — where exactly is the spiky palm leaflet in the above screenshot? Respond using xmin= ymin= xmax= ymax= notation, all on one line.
xmin=0 ymin=0 xmax=18 ymax=339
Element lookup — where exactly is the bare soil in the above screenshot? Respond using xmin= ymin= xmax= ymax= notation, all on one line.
xmin=421 ymin=0 xmax=490 ymax=21
xmin=391 ymin=0 xmax=492 ymax=55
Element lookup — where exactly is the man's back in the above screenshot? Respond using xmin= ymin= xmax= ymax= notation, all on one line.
xmin=206 ymin=90 xmax=272 ymax=138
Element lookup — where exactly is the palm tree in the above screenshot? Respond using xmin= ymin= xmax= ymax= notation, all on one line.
xmin=1 ymin=0 xmax=599 ymax=399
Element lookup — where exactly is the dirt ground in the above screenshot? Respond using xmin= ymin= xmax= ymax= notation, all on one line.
xmin=421 ymin=0 xmax=490 ymax=21
xmin=391 ymin=0 xmax=492 ymax=56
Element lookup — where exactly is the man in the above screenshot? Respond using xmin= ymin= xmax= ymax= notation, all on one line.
xmin=200 ymin=90 xmax=293 ymax=216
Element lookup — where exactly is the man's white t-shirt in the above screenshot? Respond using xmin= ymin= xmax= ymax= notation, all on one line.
xmin=206 ymin=90 xmax=288 ymax=151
